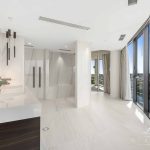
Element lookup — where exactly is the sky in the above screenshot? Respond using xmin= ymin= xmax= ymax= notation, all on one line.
xmin=128 ymin=42 xmax=134 ymax=74
xmin=137 ymin=35 xmax=144 ymax=73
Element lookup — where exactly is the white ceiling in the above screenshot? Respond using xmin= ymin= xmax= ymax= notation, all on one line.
xmin=0 ymin=0 xmax=150 ymax=51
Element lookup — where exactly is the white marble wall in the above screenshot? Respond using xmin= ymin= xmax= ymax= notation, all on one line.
xmin=25 ymin=48 xmax=75 ymax=100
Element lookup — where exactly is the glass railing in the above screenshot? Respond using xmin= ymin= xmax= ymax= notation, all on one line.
xmin=91 ymin=74 xmax=104 ymax=91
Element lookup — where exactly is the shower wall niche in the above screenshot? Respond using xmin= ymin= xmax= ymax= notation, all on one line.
xmin=25 ymin=48 xmax=75 ymax=100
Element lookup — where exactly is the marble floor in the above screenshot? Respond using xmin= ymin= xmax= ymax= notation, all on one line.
xmin=41 ymin=92 xmax=150 ymax=150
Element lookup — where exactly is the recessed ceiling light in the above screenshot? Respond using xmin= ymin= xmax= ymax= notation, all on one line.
xmin=24 ymin=42 xmax=34 ymax=48
xmin=64 ymin=45 xmax=68 ymax=49
xmin=128 ymin=0 xmax=137 ymax=6
xmin=24 ymin=44 xmax=34 ymax=48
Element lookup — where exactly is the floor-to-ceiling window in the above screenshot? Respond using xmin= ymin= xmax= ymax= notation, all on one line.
xmin=98 ymin=59 xmax=104 ymax=91
xmin=128 ymin=19 xmax=150 ymax=118
xmin=136 ymin=34 xmax=144 ymax=108
xmin=91 ymin=60 xmax=96 ymax=90
xmin=127 ymin=42 xmax=134 ymax=98
xmin=148 ymin=24 xmax=150 ymax=117
xmin=91 ymin=59 xmax=104 ymax=92
xmin=91 ymin=51 xmax=109 ymax=92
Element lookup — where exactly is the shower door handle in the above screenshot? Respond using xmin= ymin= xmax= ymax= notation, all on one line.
xmin=14 ymin=46 xmax=16 ymax=57
xmin=33 ymin=67 xmax=35 ymax=88
xmin=39 ymin=67 xmax=41 ymax=88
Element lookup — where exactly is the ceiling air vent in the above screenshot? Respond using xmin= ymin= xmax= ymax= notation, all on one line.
xmin=58 ymin=49 xmax=72 ymax=52
xmin=119 ymin=34 xmax=126 ymax=41
xmin=128 ymin=0 xmax=137 ymax=6
xmin=39 ymin=16 xmax=90 ymax=30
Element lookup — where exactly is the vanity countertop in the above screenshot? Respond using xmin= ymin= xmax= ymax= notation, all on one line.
xmin=0 ymin=89 xmax=41 ymax=123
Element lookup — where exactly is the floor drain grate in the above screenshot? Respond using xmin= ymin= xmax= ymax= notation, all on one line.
xmin=42 ymin=127 xmax=50 ymax=132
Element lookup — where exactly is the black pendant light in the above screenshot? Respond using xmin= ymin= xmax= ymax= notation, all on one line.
xmin=8 ymin=29 xmax=11 ymax=60
xmin=13 ymin=32 xmax=16 ymax=57
xmin=5 ymin=29 xmax=17 ymax=66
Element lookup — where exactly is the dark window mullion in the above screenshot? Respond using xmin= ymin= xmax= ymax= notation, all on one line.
xmin=133 ymin=39 xmax=137 ymax=103
xmin=143 ymin=26 xmax=149 ymax=115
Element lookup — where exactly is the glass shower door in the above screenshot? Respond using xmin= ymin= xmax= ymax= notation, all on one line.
xmin=25 ymin=49 xmax=44 ymax=100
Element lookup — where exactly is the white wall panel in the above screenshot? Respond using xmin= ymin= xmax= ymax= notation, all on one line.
xmin=110 ymin=50 xmax=121 ymax=98
xmin=75 ymin=41 xmax=91 ymax=108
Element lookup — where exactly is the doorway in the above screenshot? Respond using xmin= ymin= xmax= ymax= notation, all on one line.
xmin=91 ymin=59 xmax=104 ymax=92
xmin=91 ymin=50 xmax=110 ymax=93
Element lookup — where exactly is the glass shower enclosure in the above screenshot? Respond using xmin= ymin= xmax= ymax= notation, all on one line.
xmin=25 ymin=49 xmax=75 ymax=100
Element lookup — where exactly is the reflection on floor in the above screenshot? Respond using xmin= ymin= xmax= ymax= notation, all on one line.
xmin=91 ymin=85 xmax=104 ymax=92
xmin=41 ymin=92 xmax=150 ymax=150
